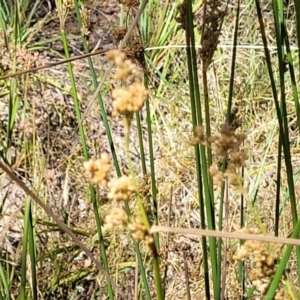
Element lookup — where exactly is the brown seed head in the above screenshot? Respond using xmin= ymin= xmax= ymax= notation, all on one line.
xmin=83 ymin=153 xmax=110 ymax=185
xmin=108 ymin=176 xmax=136 ymax=202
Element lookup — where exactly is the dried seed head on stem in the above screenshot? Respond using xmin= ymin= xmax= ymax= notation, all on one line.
xmin=104 ymin=207 xmax=128 ymax=229
xmin=83 ymin=153 xmax=111 ymax=185
xmin=106 ymin=49 xmax=148 ymax=135
xmin=233 ymin=229 xmax=284 ymax=297
xmin=128 ymin=216 xmax=155 ymax=251
xmin=107 ymin=175 xmax=136 ymax=202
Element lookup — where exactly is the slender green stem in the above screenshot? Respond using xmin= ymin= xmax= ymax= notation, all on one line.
xmin=0 ymin=263 xmax=10 ymax=300
xmin=125 ymin=129 xmax=163 ymax=300
xmin=144 ymin=76 xmax=160 ymax=249
xmin=19 ymin=198 xmax=31 ymax=299
xmin=275 ymin=137 xmax=282 ymax=237
xmin=73 ymin=2 xmax=153 ymax=297
xmin=293 ymin=0 xmax=300 ymax=74
xmin=135 ymin=112 xmax=147 ymax=175
xmin=59 ymin=27 xmax=114 ymax=299
xmin=272 ymin=0 xmax=300 ymax=285
xmin=125 ymin=129 xmax=150 ymax=229
xmin=256 ymin=0 xmax=300 ymax=293
xmin=265 ymin=220 xmax=300 ymax=298
xmin=184 ymin=0 xmax=213 ymax=298
xmin=27 ymin=202 xmax=37 ymax=300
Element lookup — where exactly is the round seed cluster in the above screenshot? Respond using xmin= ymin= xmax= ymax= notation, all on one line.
xmin=107 ymin=175 xmax=135 ymax=202
xmin=83 ymin=153 xmax=110 ymax=185
xmin=233 ymin=239 xmax=280 ymax=282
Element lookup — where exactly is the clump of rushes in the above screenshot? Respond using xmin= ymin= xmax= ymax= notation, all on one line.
xmin=106 ymin=49 xmax=148 ymax=136
xmin=85 ymin=47 xmax=162 ymax=297
xmin=191 ymin=123 xmax=247 ymax=187
xmin=233 ymin=229 xmax=289 ymax=299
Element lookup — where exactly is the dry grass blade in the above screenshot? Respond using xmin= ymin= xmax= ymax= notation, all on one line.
xmin=0 ymin=48 xmax=109 ymax=80
xmin=183 ymin=251 xmax=191 ymax=300
xmin=0 ymin=160 xmax=127 ymax=300
xmin=150 ymin=225 xmax=300 ymax=246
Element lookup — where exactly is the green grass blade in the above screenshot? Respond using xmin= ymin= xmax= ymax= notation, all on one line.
xmin=275 ymin=137 xmax=282 ymax=237
xmin=255 ymin=0 xmax=300 ymax=294
xmin=293 ymin=0 xmax=300 ymax=73
xmin=0 ymin=263 xmax=10 ymax=300
xmin=272 ymin=0 xmax=300 ymax=285
xmin=18 ymin=198 xmax=31 ymax=299
xmin=284 ymin=31 xmax=300 ymax=133
xmin=0 ymin=0 xmax=10 ymax=48
xmin=265 ymin=220 xmax=300 ymax=298
xmin=187 ymin=0 xmax=220 ymax=298
xmin=135 ymin=112 xmax=147 ymax=175
xmin=27 ymin=203 xmax=37 ymax=300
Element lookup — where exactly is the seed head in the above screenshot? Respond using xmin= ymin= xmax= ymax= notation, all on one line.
xmin=111 ymin=81 xmax=148 ymax=117
xmin=108 ymin=176 xmax=136 ymax=202
xmin=83 ymin=153 xmax=110 ymax=185
xmin=104 ymin=207 xmax=128 ymax=229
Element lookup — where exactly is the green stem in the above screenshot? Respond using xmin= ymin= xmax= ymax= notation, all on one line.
xmin=124 ymin=126 xmax=163 ymax=300
xmin=60 ymin=28 xmax=114 ymax=299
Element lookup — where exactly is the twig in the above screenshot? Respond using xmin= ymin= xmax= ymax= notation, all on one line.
xmin=183 ymin=252 xmax=192 ymax=300
xmin=150 ymin=225 xmax=300 ymax=246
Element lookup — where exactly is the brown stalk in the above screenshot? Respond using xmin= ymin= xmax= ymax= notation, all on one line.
xmin=150 ymin=225 xmax=300 ymax=246
xmin=0 ymin=48 xmax=110 ymax=81
xmin=183 ymin=251 xmax=192 ymax=300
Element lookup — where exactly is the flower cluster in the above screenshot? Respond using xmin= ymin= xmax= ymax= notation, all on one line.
xmin=233 ymin=228 xmax=287 ymax=298
xmin=106 ymin=49 xmax=148 ymax=135
xmin=107 ymin=50 xmax=139 ymax=82
xmin=83 ymin=153 xmax=110 ymax=185
xmin=80 ymin=6 xmax=90 ymax=36
xmin=128 ymin=216 xmax=154 ymax=247
xmin=233 ymin=240 xmax=280 ymax=282
xmin=198 ymin=0 xmax=228 ymax=71
xmin=112 ymin=27 xmax=127 ymax=44
xmin=111 ymin=81 xmax=148 ymax=117
xmin=190 ymin=123 xmax=247 ymax=187
xmin=104 ymin=207 xmax=128 ymax=229
xmin=107 ymin=176 xmax=135 ymax=202
xmin=117 ymin=0 xmax=139 ymax=10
